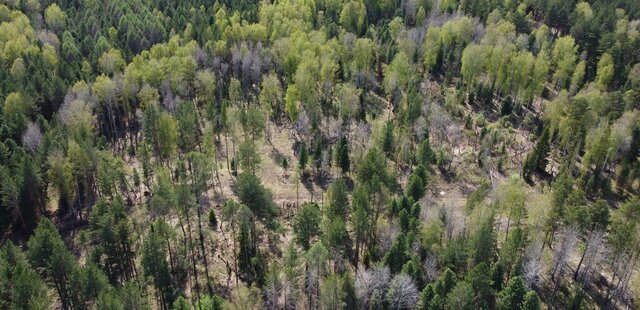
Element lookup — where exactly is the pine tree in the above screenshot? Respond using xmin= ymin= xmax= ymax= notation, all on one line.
xmin=523 ymin=127 xmax=551 ymax=181
xmin=89 ymin=196 xmax=135 ymax=284
xmin=293 ymin=203 xmax=321 ymax=250
xmin=445 ymin=281 xmax=474 ymax=310
xmin=491 ymin=261 xmax=505 ymax=291
xmin=96 ymin=287 xmax=124 ymax=310
xmin=235 ymin=172 xmax=278 ymax=225
xmin=384 ymin=234 xmax=409 ymax=273
xmin=499 ymin=276 xmax=527 ymax=309
xmin=406 ymin=174 xmax=425 ymax=202
xmin=521 ymin=291 xmax=541 ymax=310
xmin=382 ymin=121 xmax=395 ymax=158
xmin=27 ymin=218 xmax=78 ymax=310
xmin=465 ymin=262 xmax=495 ymax=308
xmin=335 ymin=136 xmax=350 ymax=174
xmin=299 ymin=141 xmax=308 ymax=172
xmin=18 ymin=156 xmax=43 ymax=231
xmin=141 ymin=224 xmax=174 ymax=309
xmin=467 ymin=214 xmax=497 ymax=266
xmin=326 ymin=177 xmax=350 ymax=220
xmin=0 ymin=242 xmax=51 ymax=309
xmin=418 ymin=139 xmax=434 ymax=166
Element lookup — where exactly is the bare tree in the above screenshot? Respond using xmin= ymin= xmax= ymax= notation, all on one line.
xmin=37 ymin=30 xmax=60 ymax=50
xmin=413 ymin=115 xmax=428 ymax=140
xmin=549 ymin=225 xmax=579 ymax=306
xmin=355 ymin=265 xmax=390 ymax=309
xmin=263 ymin=274 xmax=282 ymax=310
xmin=160 ymin=80 xmax=176 ymax=112
xmin=386 ymin=274 xmax=419 ymax=310
xmin=578 ymin=229 xmax=607 ymax=285
xmin=522 ymin=240 xmax=542 ymax=288
xmin=550 ymin=226 xmax=579 ymax=280
xmin=423 ymin=254 xmax=439 ymax=283
xmin=22 ymin=121 xmax=42 ymax=154
xmin=611 ymin=249 xmax=636 ymax=307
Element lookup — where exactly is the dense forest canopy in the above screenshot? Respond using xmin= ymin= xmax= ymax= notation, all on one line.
xmin=0 ymin=0 xmax=639 ymax=309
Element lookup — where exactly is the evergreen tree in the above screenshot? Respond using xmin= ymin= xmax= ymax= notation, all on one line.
xmin=0 ymin=242 xmax=51 ymax=309
xmin=445 ymin=281 xmax=474 ymax=310
xmin=18 ymin=156 xmax=43 ymax=231
xmin=383 ymin=233 xmax=409 ymax=273
xmin=27 ymin=218 xmax=78 ymax=310
xmin=499 ymin=276 xmax=527 ymax=310
xmin=405 ymin=173 xmax=425 ymax=202
xmin=465 ymin=262 xmax=495 ymax=309
xmin=299 ymin=141 xmax=308 ymax=172
xmin=467 ymin=213 xmax=497 ymax=266
xmin=418 ymin=139 xmax=434 ymax=166
xmin=335 ymin=136 xmax=351 ymax=174
xmin=523 ymin=127 xmax=551 ymax=181
xmin=234 ymin=172 xmax=278 ymax=224
xmin=382 ymin=121 xmax=395 ymax=158
xmin=141 ymin=224 xmax=175 ymax=309
xmin=89 ymin=196 xmax=136 ymax=284
xmin=326 ymin=177 xmax=350 ymax=221
xmin=491 ymin=261 xmax=505 ymax=292
xmin=521 ymin=291 xmax=541 ymax=310
xmin=208 ymin=209 xmax=218 ymax=229
xmin=293 ymin=203 xmax=321 ymax=250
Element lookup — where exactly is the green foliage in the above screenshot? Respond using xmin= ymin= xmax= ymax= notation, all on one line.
xmin=293 ymin=203 xmax=321 ymax=250
xmin=523 ymin=127 xmax=551 ymax=181
xmin=521 ymin=291 xmax=541 ymax=310
xmin=335 ymin=136 xmax=350 ymax=174
xmin=356 ymin=147 xmax=395 ymax=191
xmin=238 ymin=139 xmax=261 ymax=174
xmin=445 ymin=281 xmax=474 ymax=310
xmin=339 ymin=1 xmax=367 ymax=34
xmin=234 ymin=172 xmax=278 ymax=224
xmin=0 ymin=242 xmax=51 ymax=309
xmin=89 ymin=197 xmax=136 ymax=284
xmin=406 ymin=171 xmax=426 ymax=202
xmin=467 ymin=214 xmax=497 ymax=266
xmin=142 ymin=223 xmax=175 ymax=308
xmin=498 ymin=276 xmax=527 ymax=310
xmin=384 ymin=233 xmax=410 ymax=273
xmin=299 ymin=141 xmax=308 ymax=171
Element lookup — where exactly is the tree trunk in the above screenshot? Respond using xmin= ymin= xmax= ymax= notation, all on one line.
xmin=573 ymin=237 xmax=589 ymax=281
xmin=197 ymin=206 xmax=214 ymax=296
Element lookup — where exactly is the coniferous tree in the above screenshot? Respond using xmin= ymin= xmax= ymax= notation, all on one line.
xmin=523 ymin=127 xmax=551 ymax=182
xmin=521 ymin=291 xmax=541 ymax=310
xmin=293 ymin=203 xmax=321 ymax=250
xmin=141 ymin=224 xmax=175 ymax=310
xmin=499 ymin=276 xmax=527 ymax=309
xmin=0 ymin=242 xmax=51 ymax=309
xmin=235 ymin=172 xmax=278 ymax=224
xmin=299 ymin=141 xmax=308 ymax=172
xmin=18 ymin=156 xmax=43 ymax=231
xmin=27 ymin=218 xmax=78 ymax=310
xmin=335 ymin=136 xmax=350 ymax=174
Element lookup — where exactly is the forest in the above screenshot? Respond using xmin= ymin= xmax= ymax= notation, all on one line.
xmin=0 ymin=0 xmax=639 ymax=308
